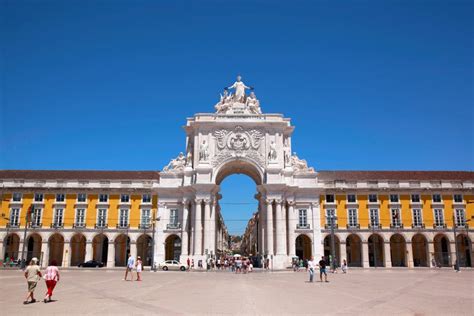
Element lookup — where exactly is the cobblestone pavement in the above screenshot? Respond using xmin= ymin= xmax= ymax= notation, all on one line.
xmin=0 ymin=268 xmax=472 ymax=315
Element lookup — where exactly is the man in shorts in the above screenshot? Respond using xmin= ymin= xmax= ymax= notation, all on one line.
xmin=319 ymin=256 xmax=329 ymax=282
xmin=123 ymin=254 xmax=135 ymax=281
xmin=24 ymin=257 xmax=42 ymax=304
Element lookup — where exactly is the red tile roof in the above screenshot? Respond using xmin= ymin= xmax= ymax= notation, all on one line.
xmin=317 ymin=171 xmax=474 ymax=181
xmin=0 ymin=170 xmax=160 ymax=181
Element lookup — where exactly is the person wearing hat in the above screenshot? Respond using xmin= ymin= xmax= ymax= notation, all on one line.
xmin=135 ymin=256 xmax=143 ymax=281
xmin=24 ymin=257 xmax=42 ymax=304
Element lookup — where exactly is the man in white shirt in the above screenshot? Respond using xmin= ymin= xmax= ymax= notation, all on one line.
xmin=306 ymin=256 xmax=316 ymax=282
xmin=123 ymin=254 xmax=135 ymax=281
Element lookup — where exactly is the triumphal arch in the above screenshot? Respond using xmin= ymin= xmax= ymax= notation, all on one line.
xmin=157 ymin=76 xmax=322 ymax=268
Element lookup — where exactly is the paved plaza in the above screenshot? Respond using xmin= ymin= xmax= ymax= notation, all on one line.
xmin=0 ymin=268 xmax=473 ymax=315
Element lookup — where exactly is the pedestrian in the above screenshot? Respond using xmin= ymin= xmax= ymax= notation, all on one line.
xmin=43 ymin=259 xmax=60 ymax=303
xmin=341 ymin=259 xmax=348 ymax=274
xmin=191 ymin=259 xmax=195 ymax=269
xmin=307 ymin=256 xmax=316 ymax=282
xmin=187 ymin=257 xmax=190 ymax=271
xmin=136 ymin=256 xmax=143 ymax=281
xmin=123 ymin=254 xmax=135 ymax=281
xmin=332 ymin=257 xmax=338 ymax=273
xmin=319 ymin=256 xmax=328 ymax=282
xmin=24 ymin=257 xmax=42 ymax=304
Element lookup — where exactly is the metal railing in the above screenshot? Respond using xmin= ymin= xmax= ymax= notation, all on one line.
xmin=346 ymin=223 xmax=360 ymax=229
xmin=116 ymin=224 xmax=130 ymax=229
xmin=166 ymin=223 xmax=181 ymax=230
xmin=296 ymin=224 xmax=311 ymax=229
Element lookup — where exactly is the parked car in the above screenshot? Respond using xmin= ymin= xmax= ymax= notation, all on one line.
xmin=158 ymin=260 xmax=186 ymax=271
xmin=78 ymin=260 xmax=104 ymax=268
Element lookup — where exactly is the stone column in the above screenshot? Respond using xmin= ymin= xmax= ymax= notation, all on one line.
xmin=194 ymin=199 xmax=203 ymax=255
xmin=0 ymin=240 xmax=3 ymax=260
xmin=259 ymin=199 xmax=265 ymax=256
xmin=275 ymin=200 xmax=285 ymax=255
xmin=42 ymin=241 xmax=49 ymax=267
xmin=85 ymin=241 xmax=93 ymax=261
xmin=288 ymin=202 xmax=296 ymax=257
xmin=63 ymin=241 xmax=71 ymax=267
xmin=449 ymin=241 xmax=456 ymax=266
xmin=427 ymin=241 xmax=435 ymax=267
xmin=406 ymin=242 xmax=413 ymax=268
xmin=384 ymin=242 xmax=392 ymax=268
xmin=266 ymin=199 xmax=274 ymax=255
xmin=181 ymin=201 xmax=189 ymax=256
xmin=209 ymin=200 xmax=216 ymax=256
xmin=362 ymin=241 xmax=370 ymax=267
xmin=131 ymin=241 xmax=137 ymax=260
xmin=18 ymin=241 xmax=24 ymax=260
xmin=340 ymin=242 xmax=347 ymax=262
xmin=203 ymin=200 xmax=211 ymax=255
xmin=189 ymin=201 xmax=194 ymax=255
xmin=107 ymin=240 xmax=115 ymax=267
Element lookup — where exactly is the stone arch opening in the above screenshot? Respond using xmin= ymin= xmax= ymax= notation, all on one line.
xmin=165 ymin=235 xmax=182 ymax=261
xmin=137 ymin=234 xmax=153 ymax=266
xmin=346 ymin=234 xmax=362 ymax=267
xmin=295 ymin=234 xmax=312 ymax=260
xmin=434 ymin=234 xmax=451 ymax=267
xmin=323 ymin=234 xmax=340 ymax=266
xmin=115 ymin=234 xmax=130 ymax=267
xmin=456 ymin=234 xmax=472 ymax=267
xmin=70 ymin=234 xmax=86 ymax=266
xmin=4 ymin=233 xmax=20 ymax=261
xmin=412 ymin=233 xmax=428 ymax=267
xmin=390 ymin=234 xmax=406 ymax=267
xmin=26 ymin=233 xmax=42 ymax=263
xmin=214 ymin=159 xmax=264 ymax=186
xmin=48 ymin=233 xmax=64 ymax=266
xmin=92 ymin=234 xmax=108 ymax=265
xmin=368 ymin=234 xmax=384 ymax=267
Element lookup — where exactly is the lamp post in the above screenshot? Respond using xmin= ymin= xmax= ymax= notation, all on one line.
xmin=151 ymin=210 xmax=160 ymax=272
xmin=452 ymin=213 xmax=460 ymax=271
xmin=20 ymin=206 xmax=32 ymax=269
xmin=1 ymin=213 xmax=10 ymax=260
xmin=326 ymin=212 xmax=337 ymax=272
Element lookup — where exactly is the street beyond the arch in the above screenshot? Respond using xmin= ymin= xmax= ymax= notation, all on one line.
xmin=1 ymin=268 xmax=472 ymax=315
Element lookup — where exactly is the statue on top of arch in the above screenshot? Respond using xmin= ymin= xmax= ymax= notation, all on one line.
xmin=214 ymin=75 xmax=262 ymax=115
xmin=290 ymin=153 xmax=315 ymax=173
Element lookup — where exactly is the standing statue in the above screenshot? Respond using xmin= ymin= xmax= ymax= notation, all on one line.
xmin=227 ymin=75 xmax=252 ymax=103
xmin=199 ymin=140 xmax=209 ymax=161
xmin=283 ymin=139 xmax=291 ymax=167
xmin=268 ymin=141 xmax=277 ymax=161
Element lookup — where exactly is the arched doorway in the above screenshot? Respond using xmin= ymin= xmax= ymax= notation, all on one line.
xmin=457 ymin=234 xmax=472 ymax=267
xmin=295 ymin=234 xmax=312 ymax=260
xmin=434 ymin=234 xmax=450 ymax=267
xmin=165 ymin=235 xmax=182 ymax=261
xmin=92 ymin=234 xmax=108 ymax=265
xmin=70 ymin=234 xmax=86 ymax=266
xmin=4 ymin=233 xmax=20 ymax=261
xmin=412 ymin=234 xmax=428 ymax=267
xmin=115 ymin=234 xmax=130 ymax=267
xmin=346 ymin=234 xmax=362 ymax=267
xmin=390 ymin=234 xmax=406 ymax=267
xmin=26 ymin=233 xmax=42 ymax=263
xmin=137 ymin=234 xmax=152 ymax=266
xmin=368 ymin=234 xmax=384 ymax=267
xmin=323 ymin=234 xmax=340 ymax=266
xmin=48 ymin=233 xmax=64 ymax=266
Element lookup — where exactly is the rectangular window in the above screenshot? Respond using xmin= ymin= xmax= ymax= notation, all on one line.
xmin=121 ymin=194 xmax=130 ymax=203
xmin=348 ymin=209 xmax=358 ymax=227
xmin=142 ymin=194 xmax=151 ymax=203
xmin=325 ymin=194 xmax=335 ymax=203
xmin=412 ymin=209 xmax=422 ymax=227
xmin=455 ymin=209 xmax=466 ymax=227
xmin=432 ymin=194 xmax=442 ymax=203
xmin=53 ymin=209 xmax=64 ymax=226
xmin=99 ymin=194 xmax=108 ymax=203
xmin=119 ymin=209 xmax=129 ymax=227
xmin=326 ymin=209 xmax=336 ymax=226
xmin=77 ymin=193 xmax=87 ymax=202
xmin=411 ymin=194 xmax=420 ymax=203
xmin=368 ymin=194 xmax=378 ymax=203
xmin=75 ymin=209 xmax=85 ymax=227
xmin=347 ymin=194 xmax=357 ymax=203
xmin=12 ymin=193 xmax=22 ymax=202
xmin=170 ymin=209 xmax=178 ymax=224
xmin=34 ymin=193 xmax=43 ymax=202
xmin=56 ymin=193 xmax=65 ymax=202
xmin=369 ymin=209 xmax=379 ymax=227
xmin=97 ymin=209 xmax=107 ymax=227
xmin=453 ymin=194 xmax=463 ymax=203
xmin=298 ymin=209 xmax=308 ymax=227
xmin=434 ymin=209 xmax=444 ymax=227
xmin=391 ymin=208 xmax=401 ymax=227
xmin=141 ymin=209 xmax=151 ymax=227
xmin=31 ymin=208 xmax=42 ymax=227
xmin=390 ymin=194 xmax=399 ymax=203
xmin=10 ymin=208 xmax=20 ymax=227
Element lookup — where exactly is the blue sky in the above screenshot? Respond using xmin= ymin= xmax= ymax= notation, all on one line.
xmin=1 ymin=0 xmax=473 ymax=234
